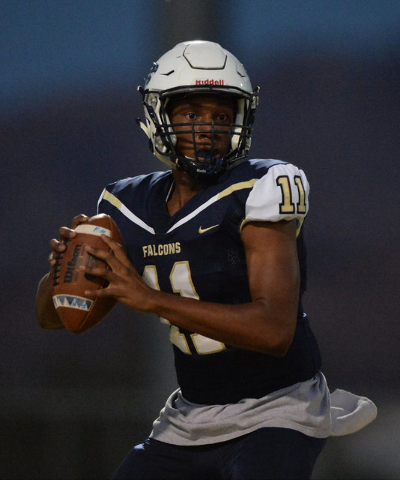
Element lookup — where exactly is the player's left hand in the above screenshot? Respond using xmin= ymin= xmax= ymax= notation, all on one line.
xmin=80 ymin=235 xmax=154 ymax=312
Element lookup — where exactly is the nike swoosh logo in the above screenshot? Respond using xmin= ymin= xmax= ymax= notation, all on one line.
xmin=198 ymin=224 xmax=219 ymax=234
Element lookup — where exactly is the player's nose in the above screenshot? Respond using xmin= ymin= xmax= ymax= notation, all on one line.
xmin=197 ymin=124 xmax=213 ymax=135
xmin=196 ymin=115 xmax=214 ymax=137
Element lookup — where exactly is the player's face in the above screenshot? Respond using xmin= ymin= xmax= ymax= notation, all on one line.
xmin=168 ymin=94 xmax=235 ymax=161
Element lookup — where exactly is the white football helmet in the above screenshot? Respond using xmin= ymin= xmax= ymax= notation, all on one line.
xmin=137 ymin=40 xmax=259 ymax=179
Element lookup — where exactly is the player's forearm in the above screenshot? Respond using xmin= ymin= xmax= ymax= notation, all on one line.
xmin=36 ymin=272 xmax=65 ymax=330
xmin=147 ymin=290 xmax=297 ymax=356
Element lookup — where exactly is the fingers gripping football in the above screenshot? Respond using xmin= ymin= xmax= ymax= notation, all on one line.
xmin=81 ymin=235 xmax=153 ymax=312
xmin=71 ymin=214 xmax=90 ymax=229
xmin=48 ymin=215 xmax=89 ymax=267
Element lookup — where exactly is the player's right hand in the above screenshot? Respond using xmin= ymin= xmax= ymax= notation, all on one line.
xmin=48 ymin=214 xmax=89 ymax=267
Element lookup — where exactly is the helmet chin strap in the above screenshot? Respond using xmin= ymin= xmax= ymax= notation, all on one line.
xmin=136 ymin=118 xmax=150 ymax=137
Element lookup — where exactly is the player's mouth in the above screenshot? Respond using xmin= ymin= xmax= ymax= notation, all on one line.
xmin=196 ymin=149 xmax=220 ymax=162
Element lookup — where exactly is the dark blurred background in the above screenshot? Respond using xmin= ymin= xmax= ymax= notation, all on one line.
xmin=1 ymin=1 xmax=399 ymax=479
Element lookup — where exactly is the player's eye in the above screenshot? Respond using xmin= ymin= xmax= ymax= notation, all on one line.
xmin=187 ymin=112 xmax=197 ymax=120
xmin=217 ymin=113 xmax=228 ymax=122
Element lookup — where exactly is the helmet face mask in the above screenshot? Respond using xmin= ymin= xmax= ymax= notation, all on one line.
xmin=137 ymin=41 xmax=259 ymax=180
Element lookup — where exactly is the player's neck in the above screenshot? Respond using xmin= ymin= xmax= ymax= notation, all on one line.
xmin=166 ymin=170 xmax=203 ymax=216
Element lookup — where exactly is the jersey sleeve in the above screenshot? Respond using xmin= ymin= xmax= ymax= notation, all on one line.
xmin=97 ymin=187 xmax=116 ymax=216
xmin=97 ymin=188 xmax=106 ymax=214
xmin=96 ymin=181 xmax=120 ymax=215
xmin=244 ymin=163 xmax=310 ymax=224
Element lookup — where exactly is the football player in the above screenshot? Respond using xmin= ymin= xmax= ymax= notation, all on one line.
xmin=36 ymin=41 xmax=376 ymax=479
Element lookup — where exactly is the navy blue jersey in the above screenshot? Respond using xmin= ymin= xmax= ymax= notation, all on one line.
xmin=98 ymin=158 xmax=321 ymax=405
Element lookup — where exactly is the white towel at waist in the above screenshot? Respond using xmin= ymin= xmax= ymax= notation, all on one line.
xmin=329 ymin=388 xmax=377 ymax=436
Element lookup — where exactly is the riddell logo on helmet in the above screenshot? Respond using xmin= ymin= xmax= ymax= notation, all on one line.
xmin=195 ymin=79 xmax=225 ymax=85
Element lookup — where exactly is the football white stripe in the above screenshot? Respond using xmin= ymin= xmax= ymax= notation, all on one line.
xmin=75 ymin=224 xmax=111 ymax=237
xmin=53 ymin=294 xmax=93 ymax=311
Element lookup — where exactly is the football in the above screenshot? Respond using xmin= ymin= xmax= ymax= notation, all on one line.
xmin=52 ymin=214 xmax=124 ymax=333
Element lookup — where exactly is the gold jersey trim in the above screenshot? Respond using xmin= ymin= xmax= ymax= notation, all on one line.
xmin=167 ymin=179 xmax=259 ymax=233
xmin=100 ymin=190 xmax=155 ymax=234
xmin=100 ymin=179 xmax=258 ymax=235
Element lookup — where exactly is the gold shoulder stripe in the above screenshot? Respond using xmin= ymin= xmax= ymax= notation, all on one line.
xmin=102 ymin=190 xmax=123 ymax=210
xmin=217 ymin=179 xmax=258 ymax=200
xmin=101 ymin=189 xmax=155 ymax=234
xmin=166 ymin=178 xmax=259 ymax=233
